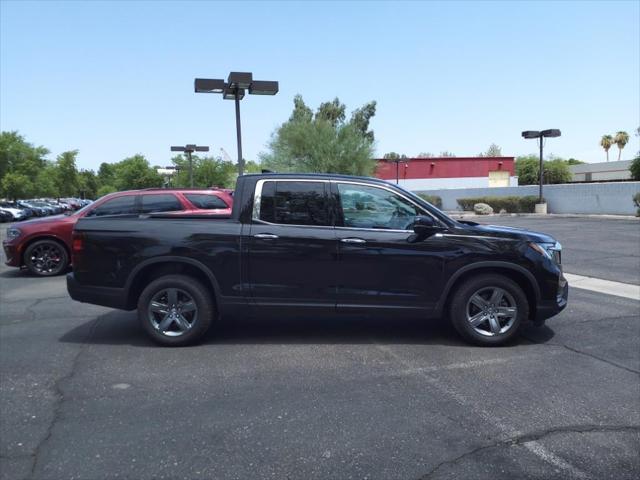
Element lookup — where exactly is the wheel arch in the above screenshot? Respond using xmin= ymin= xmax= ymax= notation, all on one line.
xmin=21 ymin=235 xmax=70 ymax=266
xmin=124 ymin=257 xmax=221 ymax=311
xmin=437 ymin=261 xmax=540 ymax=321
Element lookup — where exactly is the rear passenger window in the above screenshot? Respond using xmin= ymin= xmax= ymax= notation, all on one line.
xmin=257 ymin=181 xmax=329 ymax=226
xmin=141 ymin=194 xmax=182 ymax=213
xmin=185 ymin=193 xmax=228 ymax=210
xmin=87 ymin=195 xmax=138 ymax=217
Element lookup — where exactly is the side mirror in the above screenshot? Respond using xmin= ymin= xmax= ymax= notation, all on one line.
xmin=412 ymin=215 xmax=442 ymax=236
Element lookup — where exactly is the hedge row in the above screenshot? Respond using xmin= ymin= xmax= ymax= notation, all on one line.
xmin=457 ymin=196 xmax=540 ymax=213
xmin=417 ymin=194 xmax=443 ymax=209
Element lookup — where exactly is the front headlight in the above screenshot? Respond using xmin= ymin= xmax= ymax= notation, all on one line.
xmin=529 ymin=241 xmax=562 ymax=264
xmin=6 ymin=228 xmax=22 ymax=239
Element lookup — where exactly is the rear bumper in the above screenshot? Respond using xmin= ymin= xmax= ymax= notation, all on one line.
xmin=67 ymin=273 xmax=132 ymax=310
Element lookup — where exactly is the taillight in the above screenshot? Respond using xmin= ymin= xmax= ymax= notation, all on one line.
xmin=72 ymin=233 xmax=84 ymax=253
xmin=71 ymin=232 xmax=84 ymax=266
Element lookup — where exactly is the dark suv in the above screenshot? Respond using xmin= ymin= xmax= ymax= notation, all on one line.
xmin=68 ymin=174 xmax=568 ymax=347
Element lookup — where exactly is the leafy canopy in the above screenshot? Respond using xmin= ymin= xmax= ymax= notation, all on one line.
xmin=261 ymin=95 xmax=377 ymax=176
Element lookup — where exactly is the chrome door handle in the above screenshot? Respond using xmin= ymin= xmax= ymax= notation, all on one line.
xmin=253 ymin=233 xmax=279 ymax=239
xmin=340 ymin=237 xmax=366 ymax=244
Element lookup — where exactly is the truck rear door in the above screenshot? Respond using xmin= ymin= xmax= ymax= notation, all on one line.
xmin=246 ymin=179 xmax=337 ymax=314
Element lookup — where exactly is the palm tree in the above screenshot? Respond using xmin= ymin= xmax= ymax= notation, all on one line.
xmin=613 ymin=131 xmax=630 ymax=161
xmin=600 ymin=135 xmax=614 ymax=162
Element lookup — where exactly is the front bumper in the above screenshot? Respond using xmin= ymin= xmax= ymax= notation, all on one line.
xmin=67 ymin=273 xmax=131 ymax=310
xmin=3 ymin=242 xmax=21 ymax=267
xmin=534 ymin=273 xmax=568 ymax=324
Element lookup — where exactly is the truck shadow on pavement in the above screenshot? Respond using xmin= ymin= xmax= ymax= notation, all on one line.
xmin=59 ymin=309 xmax=556 ymax=348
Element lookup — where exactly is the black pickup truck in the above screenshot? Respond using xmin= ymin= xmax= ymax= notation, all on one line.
xmin=68 ymin=173 xmax=568 ymax=346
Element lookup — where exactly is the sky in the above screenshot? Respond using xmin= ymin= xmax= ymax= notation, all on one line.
xmin=1 ymin=0 xmax=639 ymax=172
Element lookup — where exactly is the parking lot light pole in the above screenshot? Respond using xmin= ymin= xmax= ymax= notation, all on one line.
xmin=521 ymin=129 xmax=561 ymax=209
xmin=194 ymin=72 xmax=279 ymax=176
xmin=170 ymin=144 xmax=210 ymax=187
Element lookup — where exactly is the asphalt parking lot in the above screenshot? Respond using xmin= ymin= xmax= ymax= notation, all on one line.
xmin=1 ymin=216 xmax=638 ymax=480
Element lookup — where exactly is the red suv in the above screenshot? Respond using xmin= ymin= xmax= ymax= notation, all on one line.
xmin=3 ymin=189 xmax=233 ymax=276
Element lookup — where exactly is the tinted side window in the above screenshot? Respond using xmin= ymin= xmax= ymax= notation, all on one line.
xmin=185 ymin=193 xmax=228 ymax=210
xmin=258 ymin=182 xmax=276 ymax=223
xmin=141 ymin=194 xmax=183 ymax=213
xmin=336 ymin=184 xmax=420 ymax=230
xmin=257 ymin=181 xmax=329 ymax=226
xmin=88 ymin=195 xmax=138 ymax=217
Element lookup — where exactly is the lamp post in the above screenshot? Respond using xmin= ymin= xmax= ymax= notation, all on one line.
xmin=386 ymin=157 xmax=408 ymax=184
xmin=170 ymin=144 xmax=209 ymax=187
xmin=195 ymin=72 xmax=279 ymax=176
xmin=521 ymin=129 xmax=561 ymax=212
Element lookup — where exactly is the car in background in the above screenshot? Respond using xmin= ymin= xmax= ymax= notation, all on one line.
xmin=3 ymin=188 xmax=233 ymax=276
xmin=17 ymin=201 xmax=48 ymax=217
xmin=0 ymin=202 xmax=30 ymax=221
xmin=0 ymin=209 xmax=12 ymax=222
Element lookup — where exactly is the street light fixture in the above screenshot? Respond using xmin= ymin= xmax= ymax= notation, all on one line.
xmin=521 ymin=129 xmax=561 ymax=209
xmin=170 ymin=144 xmax=209 ymax=187
xmin=195 ymin=71 xmax=279 ymax=176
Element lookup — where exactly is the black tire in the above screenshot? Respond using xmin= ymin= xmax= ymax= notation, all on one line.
xmin=449 ymin=274 xmax=529 ymax=346
xmin=23 ymin=239 xmax=69 ymax=277
xmin=137 ymin=274 xmax=214 ymax=346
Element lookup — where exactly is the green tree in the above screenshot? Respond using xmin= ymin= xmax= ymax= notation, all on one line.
xmin=516 ymin=155 xmax=540 ymax=185
xmin=53 ymin=150 xmax=79 ymax=197
xmin=97 ymin=162 xmax=116 ymax=187
xmin=629 ymin=155 xmax=640 ymax=180
xmin=439 ymin=151 xmax=456 ymax=157
xmin=417 ymin=152 xmax=434 ymax=158
xmin=244 ymin=160 xmax=263 ymax=174
xmin=170 ymin=154 xmax=237 ymax=188
xmin=35 ymin=164 xmax=58 ymax=197
xmin=96 ymin=185 xmax=117 ymax=197
xmin=78 ymin=170 xmax=99 ymax=199
xmin=565 ymin=158 xmax=584 ymax=165
xmin=600 ymin=134 xmax=614 ymax=162
xmin=544 ymin=159 xmax=572 ymax=184
xmin=113 ymin=154 xmax=163 ymax=190
xmin=1 ymin=172 xmax=33 ymax=200
xmin=614 ymin=131 xmax=630 ymax=161
xmin=0 ymin=131 xmax=49 ymax=183
xmin=479 ymin=143 xmax=502 ymax=157
xmin=383 ymin=152 xmax=407 ymax=160
xmin=516 ymin=155 xmax=572 ymax=185
xmin=261 ymin=95 xmax=377 ymax=176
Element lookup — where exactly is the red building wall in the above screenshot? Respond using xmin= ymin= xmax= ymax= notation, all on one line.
xmin=376 ymin=157 xmax=515 ymax=181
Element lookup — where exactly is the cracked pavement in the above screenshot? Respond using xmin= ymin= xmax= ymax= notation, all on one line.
xmin=1 ymin=217 xmax=639 ymax=479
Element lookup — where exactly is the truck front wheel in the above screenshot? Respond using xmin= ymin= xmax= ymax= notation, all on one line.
xmin=137 ymin=274 xmax=214 ymax=346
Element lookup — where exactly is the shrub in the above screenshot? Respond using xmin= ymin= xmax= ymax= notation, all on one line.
xmin=633 ymin=192 xmax=640 ymax=217
xmin=456 ymin=196 xmax=540 ymax=213
xmin=630 ymin=156 xmax=640 ymax=181
xmin=417 ymin=194 xmax=442 ymax=209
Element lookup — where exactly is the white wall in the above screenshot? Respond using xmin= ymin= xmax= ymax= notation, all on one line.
xmin=415 ymin=182 xmax=640 ymax=215
xmin=397 ymin=176 xmax=518 ymax=190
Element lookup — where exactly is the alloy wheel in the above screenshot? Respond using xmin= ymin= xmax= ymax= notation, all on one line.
xmin=147 ymin=288 xmax=198 ymax=337
xmin=29 ymin=243 xmax=64 ymax=274
xmin=466 ymin=286 xmax=518 ymax=337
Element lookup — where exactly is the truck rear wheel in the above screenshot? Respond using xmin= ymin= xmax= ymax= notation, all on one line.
xmin=449 ymin=274 xmax=528 ymax=346
xmin=137 ymin=274 xmax=214 ymax=346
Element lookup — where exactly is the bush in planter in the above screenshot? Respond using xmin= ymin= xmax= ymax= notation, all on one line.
xmin=417 ymin=194 xmax=442 ymax=209
xmin=456 ymin=196 xmax=540 ymax=213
